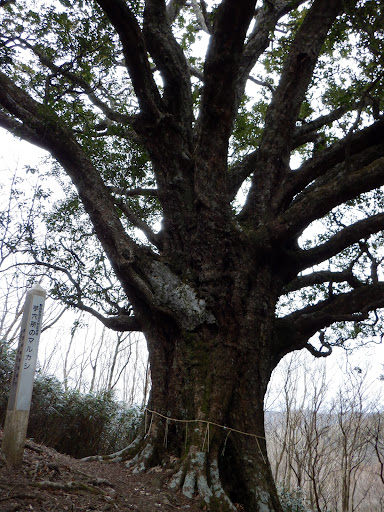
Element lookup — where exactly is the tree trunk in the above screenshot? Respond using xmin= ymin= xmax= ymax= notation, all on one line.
xmin=125 ymin=264 xmax=284 ymax=512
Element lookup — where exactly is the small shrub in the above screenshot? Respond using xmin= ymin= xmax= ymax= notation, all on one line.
xmin=277 ymin=485 xmax=311 ymax=512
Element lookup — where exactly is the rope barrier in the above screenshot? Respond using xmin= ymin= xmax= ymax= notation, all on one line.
xmin=144 ymin=407 xmax=267 ymax=464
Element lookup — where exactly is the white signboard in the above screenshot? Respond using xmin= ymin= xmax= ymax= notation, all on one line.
xmin=7 ymin=286 xmax=45 ymax=411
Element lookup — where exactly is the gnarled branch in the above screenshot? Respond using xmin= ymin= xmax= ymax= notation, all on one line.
xmin=273 ymin=152 xmax=384 ymax=246
xmin=305 ymin=332 xmax=332 ymax=358
xmin=284 ymin=268 xmax=363 ymax=293
xmin=279 ymin=119 xmax=384 ymax=208
xmin=283 ymin=282 xmax=384 ymax=342
xmin=297 ymin=212 xmax=384 ymax=271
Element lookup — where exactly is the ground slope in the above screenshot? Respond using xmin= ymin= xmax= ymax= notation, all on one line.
xmin=0 ymin=431 xmax=204 ymax=512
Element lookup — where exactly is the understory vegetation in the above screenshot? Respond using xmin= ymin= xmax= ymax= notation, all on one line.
xmin=0 ymin=342 xmax=142 ymax=458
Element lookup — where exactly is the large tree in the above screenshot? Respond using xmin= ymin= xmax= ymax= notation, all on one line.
xmin=1 ymin=0 xmax=384 ymax=510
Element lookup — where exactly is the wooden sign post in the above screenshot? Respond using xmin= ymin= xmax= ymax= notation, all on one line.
xmin=2 ymin=284 xmax=46 ymax=467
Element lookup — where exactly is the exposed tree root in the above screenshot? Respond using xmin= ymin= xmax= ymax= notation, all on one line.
xmin=80 ymin=436 xmax=143 ymax=463
xmin=125 ymin=441 xmax=155 ymax=472
xmin=81 ymin=437 xmax=238 ymax=510
xmin=169 ymin=447 xmax=236 ymax=511
xmin=79 ymin=430 xmax=279 ymax=511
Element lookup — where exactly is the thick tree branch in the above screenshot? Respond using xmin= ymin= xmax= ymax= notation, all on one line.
xmin=228 ymin=150 xmax=259 ymax=202
xmin=301 ymin=330 xmax=333 ymax=358
xmin=235 ymin=0 xmax=306 ymax=111
xmin=295 ymin=212 xmax=384 ymax=271
xmin=191 ymin=0 xmax=211 ymax=34
xmin=229 ymin=109 xmax=382 ymax=202
xmin=282 ymin=283 xmax=384 ymax=343
xmin=241 ymin=0 xmax=345 ymax=221
xmin=262 ymin=0 xmax=344 ymax=147
xmin=143 ymin=0 xmax=193 ymax=126
xmin=271 ymin=150 xmax=384 ymax=243
xmin=279 ymin=119 xmax=384 ymax=207
xmin=305 ymin=338 xmax=332 ymax=358
xmin=94 ymin=1 xmax=197 ymax=256
xmin=197 ymin=0 xmax=257 ymax=146
xmin=95 ymin=0 xmax=163 ymax=120
xmin=292 ymin=104 xmax=362 ymax=149
xmin=67 ymin=302 xmax=142 ymax=332
xmin=284 ymin=268 xmax=363 ymax=293
xmin=0 ymin=111 xmax=45 ymax=147
xmin=0 ymin=71 xmax=162 ymax=307
xmin=166 ymin=0 xmax=188 ymax=24
xmin=194 ymin=0 xmax=257 ymax=207
xmin=189 ymin=65 xmax=204 ymax=82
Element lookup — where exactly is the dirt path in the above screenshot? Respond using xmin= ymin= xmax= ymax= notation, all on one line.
xmin=0 ymin=433 xmax=203 ymax=512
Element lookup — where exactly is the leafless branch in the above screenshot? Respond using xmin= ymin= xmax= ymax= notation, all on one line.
xmin=248 ymin=75 xmax=275 ymax=93
xmin=114 ymin=198 xmax=161 ymax=250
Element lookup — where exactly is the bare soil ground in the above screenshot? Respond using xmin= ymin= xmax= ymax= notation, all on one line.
xmin=0 ymin=431 xmax=203 ymax=512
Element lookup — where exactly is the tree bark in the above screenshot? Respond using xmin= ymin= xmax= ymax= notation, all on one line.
xmin=122 ymin=259 xmax=285 ymax=511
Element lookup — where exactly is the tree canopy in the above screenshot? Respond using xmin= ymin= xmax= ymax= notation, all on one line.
xmin=1 ymin=0 xmax=384 ymax=510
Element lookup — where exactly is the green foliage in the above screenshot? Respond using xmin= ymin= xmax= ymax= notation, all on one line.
xmin=277 ymin=485 xmax=311 ymax=512
xmin=231 ymin=96 xmax=268 ymax=156
xmin=0 ymin=342 xmax=143 ymax=457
